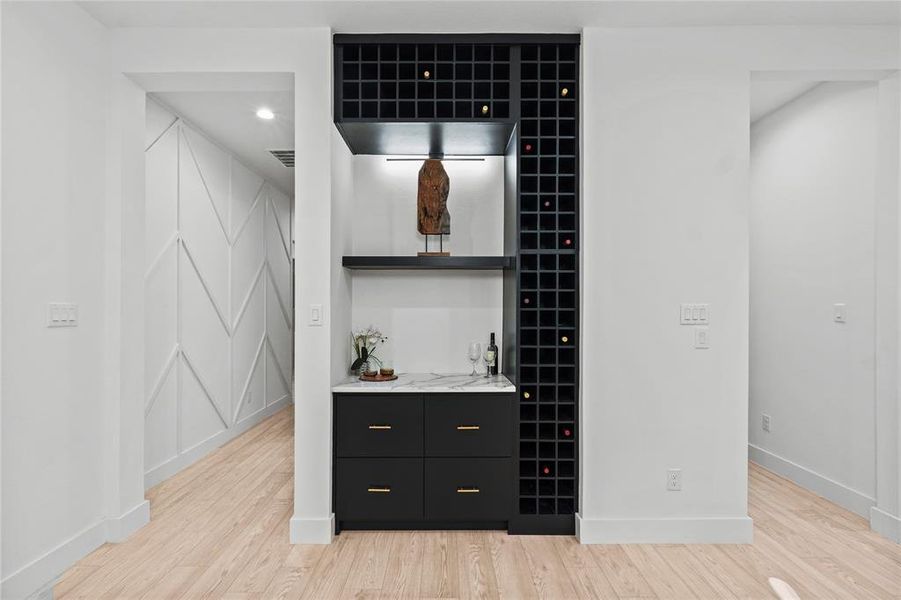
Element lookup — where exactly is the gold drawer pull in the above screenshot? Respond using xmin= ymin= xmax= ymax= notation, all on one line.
xmin=481 ymin=105 xmax=489 ymax=115
xmin=367 ymin=487 xmax=391 ymax=493
xmin=456 ymin=425 xmax=480 ymax=431
xmin=561 ymin=336 xmax=569 ymax=343
xmin=368 ymin=424 xmax=392 ymax=430
xmin=457 ymin=487 xmax=480 ymax=494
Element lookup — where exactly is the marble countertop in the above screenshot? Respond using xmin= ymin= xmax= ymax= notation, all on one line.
xmin=332 ymin=372 xmax=515 ymax=393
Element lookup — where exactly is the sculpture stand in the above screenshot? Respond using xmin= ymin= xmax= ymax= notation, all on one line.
xmin=418 ymin=234 xmax=450 ymax=257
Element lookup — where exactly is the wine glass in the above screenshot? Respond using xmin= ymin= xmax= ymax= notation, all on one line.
xmin=483 ymin=346 xmax=497 ymax=378
xmin=467 ymin=342 xmax=481 ymax=376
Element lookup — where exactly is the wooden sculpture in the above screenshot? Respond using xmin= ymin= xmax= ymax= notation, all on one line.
xmin=417 ymin=159 xmax=450 ymax=255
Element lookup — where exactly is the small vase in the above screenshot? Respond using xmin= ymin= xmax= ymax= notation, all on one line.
xmin=356 ymin=360 xmax=370 ymax=376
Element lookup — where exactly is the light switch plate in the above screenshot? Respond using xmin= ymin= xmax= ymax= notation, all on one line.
xmin=694 ymin=327 xmax=710 ymax=349
xmin=309 ymin=304 xmax=323 ymax=326
xmin=833 ymin=303 xmax=847 ymax=323
xmin=680 ymin=303 xmax=710 ymax=325
xmin=47 ymin=302 xmax=78 ymax=327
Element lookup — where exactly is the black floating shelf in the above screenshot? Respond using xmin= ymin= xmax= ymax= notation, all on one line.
xmin=336 ymin=121 xmax=516 ymax=156
xmin=343 ymin=255 xmax=514 ymax=270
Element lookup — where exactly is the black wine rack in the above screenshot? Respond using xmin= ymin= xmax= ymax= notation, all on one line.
xmin=513 ymin=43 xmax=579 ymax=534
xmin=337 ymin=42 xmax=511 ymax=120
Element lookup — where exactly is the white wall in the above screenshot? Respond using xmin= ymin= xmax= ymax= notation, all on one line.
xmin=349 ymin=156 xmax=505 ymax=373
xmin=0 ymin=3 xmax=114 ymax=597
xmin=143 ymin=98 xmax=293 ymax=488
xmin=749 ymin=82 xmax=878 ymax=516
xmin=578 ymin=26 xmax=898 ymax=544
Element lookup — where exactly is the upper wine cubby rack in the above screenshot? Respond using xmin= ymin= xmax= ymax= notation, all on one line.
xmin=333 ymin=35 xmax=575 ymax=155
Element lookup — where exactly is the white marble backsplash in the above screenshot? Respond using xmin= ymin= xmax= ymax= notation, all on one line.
xmin=332 ymin=372 xmax=515 ymax=393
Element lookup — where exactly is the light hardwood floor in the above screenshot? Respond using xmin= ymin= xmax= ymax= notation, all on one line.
xmin=56 ymin=406 xmax=901 ymax=599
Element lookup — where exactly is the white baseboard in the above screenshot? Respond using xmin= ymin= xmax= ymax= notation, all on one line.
xmin=870 ymin=506 xmax=901 ymax=543
xmin=0 ymin=519 xmax=107 ymax=600
xmin=0 ymin=499 xmax=155 ymax=600
xmin=290 ymin=514 xmax=335 ymax=544
xmin=749 ymin=444 xmax=875 ymax=517
xmin=575 ymin=513 xmax=753 ymax=544
xmin=145 ymin=395 xmax=291 ymax=489
xmin=105 ymin=500 xmax=150 ymax=542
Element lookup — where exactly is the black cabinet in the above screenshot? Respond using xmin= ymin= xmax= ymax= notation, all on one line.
xmin=424 ymin=393 xmax=511 ymax=457
xmin=336 ymin=394 xmax=422 ymax=456
xmin=333 ymin=392 xmax=514 ymax=531
xmin=425 ymin=458 xmax=511 ymax=520
xmin=336 ymin=458 xmax=423 ymax=520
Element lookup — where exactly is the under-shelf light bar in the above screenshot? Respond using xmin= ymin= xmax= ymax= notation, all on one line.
xmin=385 ymin=157 xmax=486 ymax=162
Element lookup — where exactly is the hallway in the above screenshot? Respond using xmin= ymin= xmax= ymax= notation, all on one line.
xmin=54 ymin=407 xmax=901 ymax=599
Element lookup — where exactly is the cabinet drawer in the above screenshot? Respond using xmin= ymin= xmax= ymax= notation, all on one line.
xmin=424 ymin=394 xmax=512 ymax=457
xmin=337 ymin=458 xmax=423 ymax=521
xmin=336 ymin=394 xmax=422 ymax=457
xmin=425 ymin=458 xmax=511 ymax=521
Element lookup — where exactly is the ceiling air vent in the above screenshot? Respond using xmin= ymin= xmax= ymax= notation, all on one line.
xmin=269 ymin=150 xmax=295 ymax=168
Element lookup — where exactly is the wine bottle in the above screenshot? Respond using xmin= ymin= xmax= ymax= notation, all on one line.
xmin=487 ymin=332 xmax=499 ymax=376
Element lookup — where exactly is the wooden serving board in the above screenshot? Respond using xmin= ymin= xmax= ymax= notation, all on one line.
xmin=359 ymin=373 xmax=399 ymax=382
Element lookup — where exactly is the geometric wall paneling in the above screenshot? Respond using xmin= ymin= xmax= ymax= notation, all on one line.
xmin=179 ymin=351 xmax=229 ymax=452
xmin=231 ymin=275 xmax=265 ymax=416
xmin=265 ymin=341 xmax=291 ymax=407
xmin=265 ymin=274 xmax=293 ymax=387
xmin=181 ymin=126 xmax=231 ymax=230
xmin=179 ymin=246 xmax=231 ymax=416
xmin=265 ymin=199 xmax=293 ymax=321
xmin=230 ymin=158 xmax=265 ymax=238
xmin=179 ymin=132 xmax=230 ymax=317
xmin=236 ymin=343 xmax=267 ymax=423
xmin=144 ymin=363 xmax=178 ymax=472
xmin=143 ymin=98 xmax=294 ymax=487
xmin=146 ymin=97 xmax=178 ymax=150
xmin=143 ymin=243 xmax=178 ymax=403
xmin=145 ymin=125 xmax=178 ymax=272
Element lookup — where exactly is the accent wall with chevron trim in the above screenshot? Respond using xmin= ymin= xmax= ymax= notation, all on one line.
xmin=143 ymin=98 xmax=294 ymax=488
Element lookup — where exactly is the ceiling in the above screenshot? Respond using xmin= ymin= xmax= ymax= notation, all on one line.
xmin=151 ymin=90 xmax=294 ymax=195
xmin=79 ymin=1 xmax=901 ymax=30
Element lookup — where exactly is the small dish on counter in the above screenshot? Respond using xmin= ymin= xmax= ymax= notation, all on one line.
xmin=359 ymin=371 xmax=399 ymax=382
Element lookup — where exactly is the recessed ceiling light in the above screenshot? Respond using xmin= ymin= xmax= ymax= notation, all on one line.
xmin=256 ymin=107 xmax=275 ymax=120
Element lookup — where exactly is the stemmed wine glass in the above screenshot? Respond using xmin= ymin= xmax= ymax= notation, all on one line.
xmin=483 ymin=345 xmax=497 ymax=378
xmin=467 ymin=342 xmax=481 ymax=376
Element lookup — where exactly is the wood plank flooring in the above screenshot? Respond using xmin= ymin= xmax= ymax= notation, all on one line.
xmin=56 ymin=406 xmax=901 ymax=599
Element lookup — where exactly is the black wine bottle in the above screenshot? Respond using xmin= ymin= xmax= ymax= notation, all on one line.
xmin=488 ymin=332 xmax=499 ymax=376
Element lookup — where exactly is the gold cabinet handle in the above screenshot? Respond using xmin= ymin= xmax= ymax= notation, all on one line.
xmin=561 ymin=87 xmax=570 ymax=97
xmin=523 ymin=392 xmax=530 ymax=399
xmin=481 ymin=105 xmax=489 ymax=115
xmin=561 ymin=336 xmax=569 ymax=343
xmin=368 ymin=424 xmax=392 ymax=430
xmin=457 ymin=487 xmax=480 ymax=494
xmin=423 ymin=70 xmax=431 ymax=79
xmin=367 ymin=487 xmax=391 ymax=493
xmin=456 ymin=425 xmax=480 ymax=431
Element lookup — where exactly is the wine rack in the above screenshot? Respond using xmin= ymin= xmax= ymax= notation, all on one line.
xmin=337 ymin=42 xmax=511 ymax=121
xmin=513 ymin=43 xmax=579 ymax=534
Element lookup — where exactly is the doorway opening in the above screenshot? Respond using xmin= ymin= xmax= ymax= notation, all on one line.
xmin=748 ymin=72 xmax=895 ymax=523
xmin=140 ymin=74 xmax=295 ymax=488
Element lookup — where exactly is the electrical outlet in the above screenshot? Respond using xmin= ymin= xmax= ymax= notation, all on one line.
xmin=667 ymin=469 xmax=682 ymax=491
xmin=762 ymin=414 xmax=771 ymax=432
